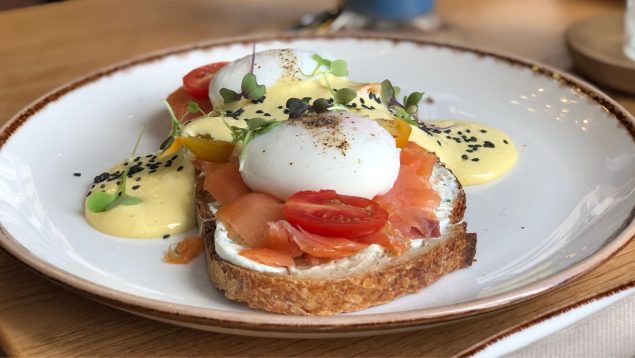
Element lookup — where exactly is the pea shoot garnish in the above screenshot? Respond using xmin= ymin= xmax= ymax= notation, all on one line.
xmin=86 ymin=127 xmax=144 ymax=213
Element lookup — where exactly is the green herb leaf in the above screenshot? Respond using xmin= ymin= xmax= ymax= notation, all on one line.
xmin=286 ymin=97 xmax=310 ymax=118
xmin=380 ymin=80 xmax=395 ymax=105
xmin=329 ymin=60 xmax=348 ymax=77
xmin=404 ymin=92 xmax=423 ymax=114
xmin=334 ymin=88 xmax=357 ymax=104
xmin=187 ymin=101 xmax=200 ymax=113
xmin=87 ymin=127 xmax=145 ymax=214
xmin=86 ymin=191 xmax=117 ymax=213
xmin=241 ymin=73 xmax=266 ymax=100
xmin=246 ymin=117 xmax=269 ymax=130
xmin=312 ymin=98 xmax=331 ymax=113
xmin=115 ymin=193 xmax=142 ymax=206
xmin=219 ymin=88 xmax=242 ymax=104
xmin=311 ymin=54 xmax=332 ymax=68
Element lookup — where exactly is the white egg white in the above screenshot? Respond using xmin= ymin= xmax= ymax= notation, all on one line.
xmin=239 ymin=112 xmax=400 ymax=200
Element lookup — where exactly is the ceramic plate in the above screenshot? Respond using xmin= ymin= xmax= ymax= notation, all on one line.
xmin=0 ymin=34 xmax=633 ymax=338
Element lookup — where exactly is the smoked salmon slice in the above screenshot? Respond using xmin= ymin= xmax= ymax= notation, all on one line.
xmin=216 ymin=193 xmax=284 ymax=248
xmin=268 ymin=220 xmax=368 ymax=258
xmin=240 ymin=248 xmax=295 ymax=268
xmin=166 ymin=87 xmax=213 ymax=123
xmin=203 ymin=159 xmax=252 ymax=205
xmin=368 ymin=142 xmax=441 ymax=252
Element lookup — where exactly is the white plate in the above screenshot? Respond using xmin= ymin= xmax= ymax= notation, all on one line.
xmin=0 ymin=34 xmax=633 ymax=337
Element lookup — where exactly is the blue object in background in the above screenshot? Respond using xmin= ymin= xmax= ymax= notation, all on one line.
xmin=344 ymin=0 xmax=436 ymax=21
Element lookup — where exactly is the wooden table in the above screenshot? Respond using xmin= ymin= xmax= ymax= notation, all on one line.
xmin=0 ymin=0 xmax=633 ymax=356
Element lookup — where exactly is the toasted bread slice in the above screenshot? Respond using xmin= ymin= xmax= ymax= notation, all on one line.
xmin=195 ymin=160 xmax=476 ymax=316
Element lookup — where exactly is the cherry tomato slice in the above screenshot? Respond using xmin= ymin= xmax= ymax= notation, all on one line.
xmin=283 ymin=190 xmax=388 ymax=238
xmin=377 ymin=118 xmax=412 ymax=148
xmin=182 ymin=62 xmax=228 ymax=99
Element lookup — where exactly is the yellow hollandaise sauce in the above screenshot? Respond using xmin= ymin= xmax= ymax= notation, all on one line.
xmin=186 ymin=74 xmax=518 ymax=186
xmin=410 ymin=120 xmax=517 ymax=185
xmin=85 ymin=74 xmax=517 ymax=239
xmin=84 ymin=151 xmax=196 ymax=238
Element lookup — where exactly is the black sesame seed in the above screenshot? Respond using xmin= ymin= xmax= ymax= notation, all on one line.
xmin=135 ymin=177 xmax=141 ymax=182
xmin=461 ymin=154 xmax=468 ymax=160
xmin=255 ymin=109 xmax=264 ymax=114
xmin=480 ymin=129 xmax=487 ymax=133
xmin=131 ymin=185 xmax=140 ymax=190
xmin=471 ymin=158 xmax=480 ymax=162
xmin=170 ymin=155 xmax=178 ymax=161
xmin=503 ymin=139 xmax=509 ymax=144
xmin=277 ymin=105 xmax=283 ymax=109
xmin=483 ymin=141 xmax=495 ymax=148
xmin=466 ymin=149 xmax=473 ymax=153
xmin=100 ymin=184 xmax=105 ymax=188
xmin=162 ymin=234 xmax=170 ymax=239
xmin=134 ymin=156 xmax=141 ymax=162
xmin=444 ymin=129 xmax=451 ymax=134
xmin=177 ymin=165 xmax=184 ymax=172
xmin=93 ymin=172 xmax=110 ymax=183
xmin=359 ymin=98 xmax=365 ymax=104
xmin=116 ymin=181 xmax=121 ymax=185
xmin=148 ymin=170 xmax=156 ymax=174
xmin=145 ymin=154 xmax=153 ymax=158
xmin=436 ymin=140 xmax=442 ymax=146
xmin=73 ymin=172 xmax=81 ymax=177
xmin=263 ymin=113 xmax=271 ymax=117
xmin=458 ymin=131 xmax=463 ymax=135
xmin=86 ymin=191 xmax=92 ymax=197
xmin=466 ymin=129 xmax=471 ymax=133
xmin=446 ymin=136 xmax=452 ymax=139
xmin=283 ymin=109 xmax=290 ymax=114
xmin=117 ymin=192 xmax=122 ymax=197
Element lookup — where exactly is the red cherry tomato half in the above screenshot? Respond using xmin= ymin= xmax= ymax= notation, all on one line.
xmin=283 ymin=190 xmax=388 ymax=238
xmin=182 ymin=62 xmax=228 ymax=99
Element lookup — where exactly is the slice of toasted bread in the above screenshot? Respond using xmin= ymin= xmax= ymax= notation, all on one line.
xmin=195 ymin=160 xmax=476 ymax=316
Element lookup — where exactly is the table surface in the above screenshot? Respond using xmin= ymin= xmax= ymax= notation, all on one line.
xmin=0 ymin=0 xmax=633 ymax=356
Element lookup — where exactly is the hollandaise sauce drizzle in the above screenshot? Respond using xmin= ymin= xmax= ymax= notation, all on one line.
xmin=84 ymin=151 xmax=196 ymax=238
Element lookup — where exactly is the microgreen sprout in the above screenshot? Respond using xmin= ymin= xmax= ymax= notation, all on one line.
xmin=225 ymin=117 xmax=280 ymax=145
xmin=301 ymin=54 xmax=357 ymax=105
xmin=380 ymin=79 xmax=429 ymax=131
xmin=302 ymin=54 xmax=349 ymax=78
xmin=285 ymin=97 xmax=334 ymax=118
xmin=219 ymin=46 xmax=266 ymax=104
xmin=86 ymin=127 xmax=145 ymax=213
xmin=158 ymin=100 xmax=185 ymax=154
xmin=224 ymin=117 xmax=280 ymax=170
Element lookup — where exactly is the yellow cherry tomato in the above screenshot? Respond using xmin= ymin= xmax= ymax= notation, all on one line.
xmin=158 ymin=137 xmax=183 ymax=159
xmin=180 ymin=136 xmax=235 ymax=162
xmin=377 ymin=118 xmax=412 ymax=148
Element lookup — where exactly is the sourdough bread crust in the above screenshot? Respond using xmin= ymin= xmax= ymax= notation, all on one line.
xmin=207 ymin=224 xmax=476 ymax=315
xmin=195 ymin=155 xmax=477 ymax=315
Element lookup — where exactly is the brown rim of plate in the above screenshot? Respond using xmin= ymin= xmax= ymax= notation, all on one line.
xmin=0 ymin=33 xmax=634 ymax=334
xmin=458 ymin=279 xmax=635 ymax=357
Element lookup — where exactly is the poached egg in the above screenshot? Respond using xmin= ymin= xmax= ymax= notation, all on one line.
xmin=240 ymin=112 xmax=400 ymax=200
